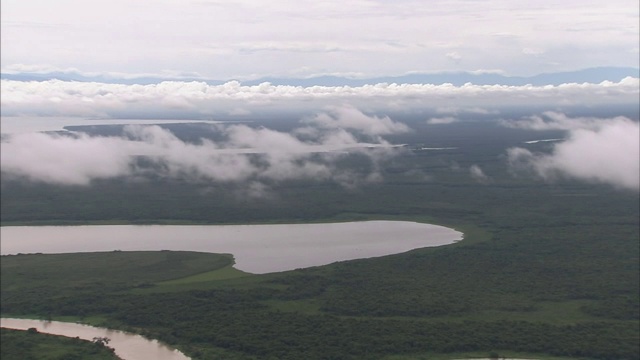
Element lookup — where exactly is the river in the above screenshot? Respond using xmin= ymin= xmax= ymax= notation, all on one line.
xmin=1 ymin=318 xmax=190 ymax=360
xmin=1 ymin=221 xmax=462 ymax=359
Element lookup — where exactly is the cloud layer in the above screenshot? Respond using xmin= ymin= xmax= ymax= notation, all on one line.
xmin=501 ymin=111 xmax=635 ymax=131
xmin=2 ymin=1 xmax=638 ymax=78
xmin=2 ymin=78 xmax=638 ymax=120
xmin=507 ymin=114 xmax=640 ymax=191
xmin=0 ymin=107 xmax=408 ymax=187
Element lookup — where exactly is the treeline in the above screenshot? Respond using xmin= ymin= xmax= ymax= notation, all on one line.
xmin=2 ymin=127 xmax=639 ymax=359
xmin=0 ymin=328 xmax=119 ymax=360
xmin=4 ymin=290 xmax=637 ymax=359
xmin=2 ymin=204 xmax=638 ymax=359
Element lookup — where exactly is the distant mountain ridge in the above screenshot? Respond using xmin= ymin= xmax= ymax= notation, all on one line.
xmin=2 ymin=66 xmax=638 ymax=87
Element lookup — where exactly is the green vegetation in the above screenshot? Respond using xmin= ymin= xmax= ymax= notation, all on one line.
xmin=2 ymin=218 xmax=637 ymax=360
xmin=1 ymin=251 xmax=237 ymax=317
xmin=0 ymin=328 xmax=120 ymax=360
xmin=1 ymin=123 xmax=638 ymax=359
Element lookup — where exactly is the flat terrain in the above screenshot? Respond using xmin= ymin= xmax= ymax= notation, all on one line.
xmin=0 ymin=328 xmax=120 ymax=360
xmin=1 ymin=119 xmax=638 ymax=359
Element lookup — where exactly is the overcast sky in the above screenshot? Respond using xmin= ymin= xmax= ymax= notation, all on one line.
xmin=2 ymin=0 xmax=639 ymax=80
xmin=1 ymin=0 xmax=638 ymax=192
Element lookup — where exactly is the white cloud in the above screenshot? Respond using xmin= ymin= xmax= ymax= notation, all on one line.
xmin=427 ymin=117 xmax=457 ymax=125
xmin=0 ymin=132 xmax=135 ymax=185
xmin=522 ymin=47 xmax=545 ymax=56
xmin=228 ymin=107 xmax=251 ymax=116
xmin=305 ymin=105 xmax=410 ymax=137
xmin=0 ymin=108 xmax=408 ymax=187
xmin=446 ymin=52 xmax=462 ymax=62
xmin=2 ymin=1 xmax=637 ymax=78
xmin=241 ymin=181 xmax=273 ymax=199
xmin=500 ymin=111 xmax=633 ymax=131
xmin=506 ymin=115 xmax=639 ymax=191
xmin=469 ymin=164 xmax=491 ymax=184
xmin=1 ymin=64 xmax=85 ymax=75
xmin=435 ymin=107 xmax=498 ymax=115
xmin=1 ymin=78 xmax=637 ymax=123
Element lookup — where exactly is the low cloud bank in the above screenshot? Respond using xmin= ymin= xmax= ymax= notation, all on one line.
xmin=305 ymin=106 xmax=410 ymax=137
xmin=0 ymin=106 xmax=409 ymax=188
xmin=1 ymin=77 xmax=638 ymax=119
xmin=500 ymin=111 xmax=634 ymax=131
xmin=427 ymin=117 xmax=458 ymax=125
xmin=506 ymin=114 xmax=639 ymax=191
xmin=469 ymin=164 xmax=491 ymax=184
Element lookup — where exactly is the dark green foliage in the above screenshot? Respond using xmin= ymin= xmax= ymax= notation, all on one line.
xmin=1 ymin=251 xmax=233 ymax=315
xmin=0 ymin=328 xmax=119 ymax=360
xmin=2 ymin=241 xmax=638 ymax=360
xmin=1 ymin=121 xmax=638 ymax=359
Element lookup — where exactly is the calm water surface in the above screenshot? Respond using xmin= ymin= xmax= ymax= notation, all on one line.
xmin=0 ymin=116 xmax=220 ymax=134
xmin=0 ymin=318 xmax=189 ymax=360
xmin=1 ymin=221 xmax=462 ymax=359
xmin=0 ymin=221 xmax=462 ymax=273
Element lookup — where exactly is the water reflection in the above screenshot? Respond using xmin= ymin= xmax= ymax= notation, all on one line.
xmin=1 ymin=222 xmax=463 ymax=359
xmin=0 ymin=318 xmax=190 ymax=360
xmin=0 ymin=221 xmax=462 ymax=273
xmin=0 ymin=116 xmax=220 ymax=134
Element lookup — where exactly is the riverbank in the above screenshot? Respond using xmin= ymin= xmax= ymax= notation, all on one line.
xmin=3 ymin=244 xmax=637 ymax=359
xmin=0 ymin=221 xmax=463 ymax=274
xmin=1 ymin=318 xmax=188 ymax=360
xmin=1 ymin=327 xmax=122 ymax=360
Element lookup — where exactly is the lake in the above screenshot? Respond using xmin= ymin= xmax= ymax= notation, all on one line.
xmin=0 ymin=221 xmax=462 ymax=273
xmin=1 ymin=221 xmax=462 ymax=359
xmin=0 ymin=116 xmax=221 ymax=134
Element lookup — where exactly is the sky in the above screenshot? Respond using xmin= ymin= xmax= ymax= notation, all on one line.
xmin=1 ymin=0 xmax=639 ymax=80
xmin=1 ymin=0 xmax=639 ymax=192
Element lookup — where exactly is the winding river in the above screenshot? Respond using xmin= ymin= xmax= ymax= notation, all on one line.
xmin=1 ymin=318 xmax=190 ymax=360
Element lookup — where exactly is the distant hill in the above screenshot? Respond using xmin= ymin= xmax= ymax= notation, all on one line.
xmin=2 ymin=67 xmax=638 ymax=86
xmin=0 ymin=72 xmax=226 ymax=86
xmin=242 ymin=67 xmax=640 ymax=86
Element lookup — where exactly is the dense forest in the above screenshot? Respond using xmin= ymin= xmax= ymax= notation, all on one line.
xmin=0 ymin=328 xmax=120 ymax=360
xmin=1 ymin=118 xmax=638 ymax=359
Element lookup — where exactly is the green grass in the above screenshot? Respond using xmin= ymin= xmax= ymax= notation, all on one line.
xmin=0 ymin=251 xmax=241 ymax=313
xmin=157 ymin=265 xmax=251 ymax=284
xmin=136 ymin=265 xmax=253 ymax=293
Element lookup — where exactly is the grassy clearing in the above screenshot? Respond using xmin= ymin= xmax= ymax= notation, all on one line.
xmin=1 ymin=251 xmax=240 ymax=306
xmin=156 ymin=265 xmax=251 ymax=285
xmin=134 ymin=265 xmax=254 ymax=293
